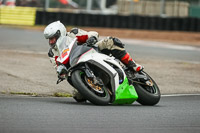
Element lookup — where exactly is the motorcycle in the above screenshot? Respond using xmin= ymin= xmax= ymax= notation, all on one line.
xmin=56 ymin=38 xmax=161 ymax=105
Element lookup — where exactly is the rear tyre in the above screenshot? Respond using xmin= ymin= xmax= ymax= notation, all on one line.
xmin=71 ymin=70 xmax=110 ymax=105
xmin=133 ymin=72 xmax=161 ymax=106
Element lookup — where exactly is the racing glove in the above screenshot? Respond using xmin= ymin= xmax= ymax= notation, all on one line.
xmin=86 ymin=36 xmax=98 ymax=46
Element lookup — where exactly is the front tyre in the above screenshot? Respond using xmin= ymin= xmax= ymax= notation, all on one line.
xmin=71 ymin=70 xmax=110 ymax=105
xmin=133 ymin=72 xmax=161 ymax=106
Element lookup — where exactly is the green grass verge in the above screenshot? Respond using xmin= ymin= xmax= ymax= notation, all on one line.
xmin=54 ymin=92 xmax=72 ymax=97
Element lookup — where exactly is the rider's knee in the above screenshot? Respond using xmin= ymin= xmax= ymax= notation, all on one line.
xmin=96 ymin=36 xmax=113 ymax=50
xmin=112 ymin=37 xmax=125 ymax=48
xmin=97 ymin=36 xmax=125 ymax=51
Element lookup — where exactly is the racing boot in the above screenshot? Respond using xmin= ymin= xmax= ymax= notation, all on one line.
xmin=120 ymin=53 xmax=144 ymax=72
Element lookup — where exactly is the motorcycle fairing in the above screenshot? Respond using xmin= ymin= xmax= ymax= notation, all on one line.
xmin=76 ymin=49 xmax=138 ymax=104
xmin=69 ymin=44 xmax=93 ymax=67
xmin=113 ymin=78 xmax=138 ymax=104
xmin=56 ymin=38 xmax=77 ymax=65
xmin=77 ymin=48 xmax=121 ymax=88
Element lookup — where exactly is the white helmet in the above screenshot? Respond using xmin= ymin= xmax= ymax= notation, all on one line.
xmin=44 ymin=21 xmax=66 ymax=48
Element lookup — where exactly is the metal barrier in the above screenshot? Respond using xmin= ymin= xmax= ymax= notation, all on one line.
xmin=0 ymin=6 xmax=36 ymax=25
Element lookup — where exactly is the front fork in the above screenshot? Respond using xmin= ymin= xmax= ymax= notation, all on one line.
xmin=56 ymin=63 xmax=101 ymax=85
xmin=84 ymin=63 xmax=104 ymax=86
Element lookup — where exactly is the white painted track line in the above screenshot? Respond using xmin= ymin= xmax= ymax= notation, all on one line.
xmin=162 ymin=94 xmax=200 ymax=97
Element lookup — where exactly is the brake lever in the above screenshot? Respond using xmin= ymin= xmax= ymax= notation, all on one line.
xmin=56 ymin=78 xmax=64 ymax=84
xmin=56 ymin=74 xmax=67 ymax=84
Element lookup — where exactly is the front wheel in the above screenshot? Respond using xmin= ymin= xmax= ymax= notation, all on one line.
xmin=71 ymin=70 xmax=110 ymax=105
xmin=133 ymin=72 xmax=161 ymax=106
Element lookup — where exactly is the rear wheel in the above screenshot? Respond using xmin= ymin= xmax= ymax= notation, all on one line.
xmin=133 ymin=72 xmax=161 ymax=106
xmin=71 ymin=70 xmax=110 ymax=105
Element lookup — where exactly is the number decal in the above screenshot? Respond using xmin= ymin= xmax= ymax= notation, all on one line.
xmin=61 ymin=48 xmax=69 ymax=58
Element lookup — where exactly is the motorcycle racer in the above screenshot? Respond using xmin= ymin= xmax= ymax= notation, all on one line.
xmin=43 ymin=21 xmax=144 ymax=101
xmin=44 ymin=21 xmax=143 ymax=72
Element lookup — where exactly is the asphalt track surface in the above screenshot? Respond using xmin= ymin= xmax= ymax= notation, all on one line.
xmin=0 ymin=95 xmax=200 ymax=133
xmin=0 ymin=26 xmax=200 ymax=63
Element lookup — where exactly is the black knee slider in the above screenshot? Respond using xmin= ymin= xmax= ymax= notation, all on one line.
xmin=113 ymin=38 xmax=125 ymax=48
